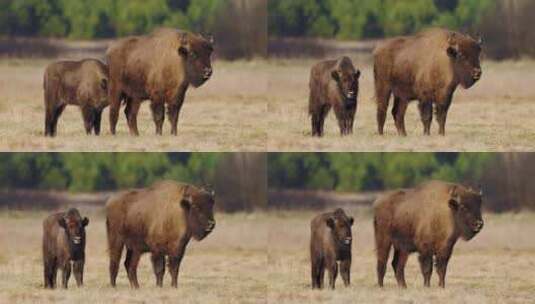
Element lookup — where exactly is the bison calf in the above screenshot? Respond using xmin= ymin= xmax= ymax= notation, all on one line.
xmin=310 ymin=208 xmax=354 ymax=289
xmin=42 ymin=208 xmax=89 ymax=289
xmin=309 ymin=56 xmax=361 ymax=136
xmin=43 ymin=59 xmax=108 ymax=136
xmin=374 ymin=180 xmax=484 ymax=288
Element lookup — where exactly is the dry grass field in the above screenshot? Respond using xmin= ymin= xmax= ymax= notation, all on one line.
xmin=0 ymin=209 xmax=267 ymax=303
xmin=267 ymin=58 xmax=535 ymax=151
xmin=0 ymin=59 xmax=267 ymax=151
xmin=267 ymin=207 xmax=535 ymax=304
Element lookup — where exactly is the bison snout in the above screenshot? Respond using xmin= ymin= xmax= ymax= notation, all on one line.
xmin=203 ymin=68 xmax=213 ymax=80
xmin=344 ymin=237 xmax=352 ymax=245
xmin=472 ymin=68 xmax=482 ymax=81
xmin=206 ymin=220 xmax=216 ymax=232
xmin=346 ymin=91 xmax=356 ymax=99
xmin=73 ymin=236 xmax=82 ymax=244
xmin=473 ymin=220 xmax=484 ymax=232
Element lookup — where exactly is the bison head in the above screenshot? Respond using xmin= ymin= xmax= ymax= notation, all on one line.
xmin=181 ymin=188 xmax=216 ymax=241
xmin=326 ymin=208 xmax=354 ymax=248
xmin=448 ymin=186 xmax=484 ymax=241
xmin=446 ymin=32 xmax=483 ymax=89
xmin=178 ymin=32 xmax=214 ymax=88
xmin=58 ymin=208 xmax=89 ymax=260
xmin=332 ymin=57 xmax=360 ymax=109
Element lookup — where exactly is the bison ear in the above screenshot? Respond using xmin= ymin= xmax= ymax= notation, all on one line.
xmin=100 ymin=78 xmax=108 ymax=91
xmin=58 ymin=217 xmax=67 ymax=229
xmin=447 ymin=46 xmax=458 ymax=59
xmin=326 ymin=217 xmax=335 ymax=229
xmin=181 ymin=194 xmax=193 ymax=210
xmin=354 ymin=70 xmax=361 ymax=79
xmin=331 ymin=70 xmax=339 ymax=81
xmin=82 ymin=217 xmax=89 ymax=227
xmin=348 ymin=217 xmax=354 ymax=226
xmin=178 ymin=32 xmax=190 ymax=57
xmin=449 ymin=186 xmax=460 ymax=210
xmin=449 ymin=198 xmax=459 ymax=211
xmin=178 ymin=46 xmax=189 ymax=58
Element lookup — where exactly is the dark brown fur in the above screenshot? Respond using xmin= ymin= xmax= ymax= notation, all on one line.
xmin=373 ymin=28 xmax=482 ymax=136
xmin=310 ymin=208 xmax=354 ymax=289
xmin=309 ymin=56 xmax=361 ymax=136
xmin=105 ymin=180 xmax=216 ymax=288
xmin=106 ymin=28 xmax=214 ymax=136
xmin=43 ymin=59 xmax=108 ymax=136
xmin=373 ymin=180 xmax=484 ymax=288
xmin=42 ymin=208 xmax=89 ymax=289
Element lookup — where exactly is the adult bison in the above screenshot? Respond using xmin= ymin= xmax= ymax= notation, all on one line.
xmin=106 ymin=28 xmax=214 ymax=136
xmin=43 ymin=59 xmax=108 ymax=136
xmin=373 ymin=180 xmax=484 ymax=288
xmin=373 ymin=28 xmax=482 ymax=136
xmin=42 ymin=208 xmax=89 ymax=289
xmin=310 ymin=208 xmax=354 ymax=289
xmin=309 ymin=57 xmax=361 ymax=136
xmin=105 ymin=180 xmax=216 ymax=288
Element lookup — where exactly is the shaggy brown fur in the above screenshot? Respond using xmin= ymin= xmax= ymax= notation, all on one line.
xmin=373 ymin=180 xmax=484 ymax=288
xmin=105 ymin=180 xmax=216 ymax=288
xmin=309 ymin=56 xmax=361 ymax=136
xmin=43 ymin=59 xmax=108 ymax=136
xmin=106 ymin=28 xmax=214 ymax=136
xmin=373 ymin=28 xmax=482 ymax=136
xmin=42 ymin=208 xmax=89 ymax=289
xmin=310 ymin=208 xmax=354 ymax=289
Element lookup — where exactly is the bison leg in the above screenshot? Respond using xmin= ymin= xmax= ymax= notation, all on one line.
xmin=167 ymin=100 xmax=185 ymax=136
xmin=44 ymin=257 xmax=57 ymax=288
xmin=436 ymin=252 xmax=452 ymax=288
xmin=107 ymin=219 xmax=124 ymax=288
xmin=311 ymin=105 xmax=330 ymax=137
xmin=168 ymin=255 xmax=185 ymax=288
xmin=151 ymin=254 xmax=166 ymax=287
xmin=125 ymin=99 xmax=141 ymax=136
xmin=392 ymin=249 xmax=409 ymax=288
xmin=392 ymin=97 xmax=408 ymax=136
xmin=109 ymin=83 xmax=121 ymax=135
xmin=46 ymin=104 xmax=66 ymax=137
xmin=375 ymin=220 xmax=392 ymax=287
xmin=435 ymin=103 xmax=451 ymax=136
xmin=418 ymin=101 xmax=433 ymax=136
xmin=81 ymin=105 xmax=95 ymax=135
xmin=340 ymin=259 xmax=351 ymax=287
xmin=61 ymin=261 xmax=71 ymax=289
xmin=375 ymin=83 xmax=391 ymax=135
xmin=418 ymin=254 xmax=433 ymax=287
xmin=150 ymin=102 xmax=165 ymax=135
xmin=326 ymin=258 xmax=338 ymax=289
xmin=168 ymin=87 xmax=188 ymax=136
xmin=334 ymin=106 xmax=350 ymax=136
xmin=45 ymin=104 xmax=56 ymax=137
xmin=311 ymin=256 xmax=324 ymax=289
xmin=93 ymin=108 xmax=103 ymax=136
xmin=125 ymin=249 xmax=142 ymax=289
xmin=73 ymin=259 xmax=84 ymax=287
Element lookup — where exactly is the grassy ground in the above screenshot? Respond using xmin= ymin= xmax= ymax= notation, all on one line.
xmin=0 ymin=209 xmax=267 ymax=303
xmin=267 ymin=207 xmax=535 ymax=304
xmin=0 ymin=59 xmax=267 ymax=151
xmin=267 ymin=58 xmax=535 ymax=151
xmin=1 ymin=208 xmax=534 ymax=303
